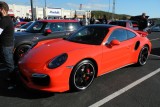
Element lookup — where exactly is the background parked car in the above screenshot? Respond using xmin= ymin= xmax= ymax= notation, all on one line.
xmin=149 ymin=24 xmax=160 ymax=32
xmin=14 ymin=19 xmax=81 ymax=61
xmin=108 ymin=20 xmax=139 ymax=30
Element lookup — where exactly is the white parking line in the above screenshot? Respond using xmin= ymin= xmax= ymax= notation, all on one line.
xmin=150 ymin=38 xmax=160 ymax=41
xmin=150 ymin=54 xmax=160 ymax=58
xmin=89 ymin=68 xmax=160 ymax=107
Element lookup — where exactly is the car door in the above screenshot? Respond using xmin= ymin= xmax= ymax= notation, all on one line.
xmin=42 ymin=22 xmax=66 ymax=40
xmin=101 ymin=28 xmax=131 ymax=73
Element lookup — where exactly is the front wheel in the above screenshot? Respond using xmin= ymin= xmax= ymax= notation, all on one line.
xmin=70 ymin=60 xmax=96 ymax=91
xmin=136 ymin=46 xmax=149 ymax=66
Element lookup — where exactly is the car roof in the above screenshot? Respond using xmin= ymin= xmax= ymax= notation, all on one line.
xmin=38 ymin=19 xmax=78 ymax=23
xmin=86 ymin=24 xmax=119 ymax=29
xmin=110 ymin=20 xmax=131 ymax=22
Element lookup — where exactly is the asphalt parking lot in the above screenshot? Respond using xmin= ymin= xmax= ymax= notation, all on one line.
xmin=0 ymin=32 xmax=160 ymax=107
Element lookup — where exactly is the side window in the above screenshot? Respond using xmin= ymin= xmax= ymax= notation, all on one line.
xmin=45 ymin=22 xmax=65 ymax=32
xmin=127 ymin=30 xmax=136 ymax=39
xmin=65 ymin=22 xmax=81 ymax=31
xmin=33 ymin=22 xmax=44 ymax=31
xmin=107 ymin=29 xmax=127 ymax=43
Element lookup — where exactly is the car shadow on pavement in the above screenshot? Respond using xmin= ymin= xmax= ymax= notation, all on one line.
xmin=0 ymin=70 xmax=55 ymax=99
xmin=151 ymin=47 xmax=160 ymax=56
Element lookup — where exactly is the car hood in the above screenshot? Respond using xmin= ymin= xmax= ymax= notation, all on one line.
xmin=19 ymin=39 xmax=94 ymax=69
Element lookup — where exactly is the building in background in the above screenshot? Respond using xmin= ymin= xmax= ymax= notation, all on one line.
xmin=8 ymin=4 xmax=91 ymax=20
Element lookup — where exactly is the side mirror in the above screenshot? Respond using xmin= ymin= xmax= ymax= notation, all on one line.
xmin=109 ymin=39 xmax=120 ymax=47
xmin=44 ymin=29 xmax=52 ymax=36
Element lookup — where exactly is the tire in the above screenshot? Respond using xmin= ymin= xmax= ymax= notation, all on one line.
xmin=136 ymin=46 xmax=149 ymax=66
xmin=70 ymin=60 xmax=96 ymax=91
xmin=15 ymin=44 xmax=32 ymax=60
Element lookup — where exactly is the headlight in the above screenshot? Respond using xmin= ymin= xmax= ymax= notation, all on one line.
xmin=48 ymin=53 xmax=68 ymax=69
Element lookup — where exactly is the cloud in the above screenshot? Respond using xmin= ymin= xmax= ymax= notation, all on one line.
xmin=66 ymin=3 xmax=109 ymax=10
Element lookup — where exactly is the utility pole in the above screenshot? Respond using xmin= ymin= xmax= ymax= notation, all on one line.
xmin=112 ymin=0 xmax=115 ymax=20
xmin=44 ymin=0 xmax=47 ymax=18
xmin=30 ymin=0 xmax=34 ymax=20
xmin=45 ymin=0 xmax=47 ymax=8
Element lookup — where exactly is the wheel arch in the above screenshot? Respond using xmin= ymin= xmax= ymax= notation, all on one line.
xmin=144 ymin=44 xmax=151 ymax=53
xmin=73 ymin=58 xmax=98 ymax=78
xmin=14 ymin=41 xmax=33 ymax=53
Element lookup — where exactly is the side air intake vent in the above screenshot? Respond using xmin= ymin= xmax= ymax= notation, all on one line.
xmin=135 ymin=41 xmax=140 ymax=50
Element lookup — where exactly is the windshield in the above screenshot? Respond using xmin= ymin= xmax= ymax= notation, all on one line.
xmin=20 ymin=21 xmax=33 ymax=29
xmin=67 ymin=26 xmax=108 ymax=45
xmin=25 ymin=21 xmax=47 ymax=33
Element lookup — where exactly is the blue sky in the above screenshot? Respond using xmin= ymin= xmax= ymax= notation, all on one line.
xmin=3 ymin=0 xmax=160 ymax=18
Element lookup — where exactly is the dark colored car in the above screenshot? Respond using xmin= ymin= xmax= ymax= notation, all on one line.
xmin=150 ymin=24 xmax=160 ymax=32
xmin=108 ymin=20 xmax=138 ymax=30
xmin=14 ymin=19 xmax=81 ymax=60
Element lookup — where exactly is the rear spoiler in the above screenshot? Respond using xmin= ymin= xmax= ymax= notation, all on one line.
xmin=135 ymin=30 xmax=148 ymax=37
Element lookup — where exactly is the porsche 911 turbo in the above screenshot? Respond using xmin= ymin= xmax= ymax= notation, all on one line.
xmin=18 ymin=24 xmax=151 ymax=92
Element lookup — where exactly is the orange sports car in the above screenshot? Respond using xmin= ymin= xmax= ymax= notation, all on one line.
xmin=18 ymin=25 xmax=151 ymax=92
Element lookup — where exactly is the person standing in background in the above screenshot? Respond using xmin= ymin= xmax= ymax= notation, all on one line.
xmin=101 ymin=15 xmax=108 ymax=24
xmin=81 ymin=15 xmax=89 ymax=26
xmin=90 ymin=15 xmax=96 ymax=24
xmin=138 ymin=13 xmax=148 ymax=31
xmin=0 ymin=1 xmax=16 ymax=89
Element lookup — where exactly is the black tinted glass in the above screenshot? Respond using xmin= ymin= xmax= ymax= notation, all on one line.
xmin=67 ymin=26 xmax=108 ymax=45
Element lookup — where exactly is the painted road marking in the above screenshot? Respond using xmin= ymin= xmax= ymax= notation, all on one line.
xmin=89 ymin=68 xmax=160 ymax=107
xmin=150 ymin=54 xmax=160 ymax=58
xmin=150 ymin=38 xmax=160 ymax=41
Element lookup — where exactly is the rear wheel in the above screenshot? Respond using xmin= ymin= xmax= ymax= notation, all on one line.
xmin=70 ymin=60 xmax=96 ymax=91
xmin=136 ymin=46 xmax=149 ymax=66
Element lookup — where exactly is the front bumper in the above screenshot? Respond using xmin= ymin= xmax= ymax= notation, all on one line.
xmin=18 ymin=65 xmax=72 ymax=92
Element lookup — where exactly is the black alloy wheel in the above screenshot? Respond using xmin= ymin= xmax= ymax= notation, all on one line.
xmin=70 ymin=60 xmax=96 ymax=91
xmin=137 ymin=46 xmax=149 ymax=66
